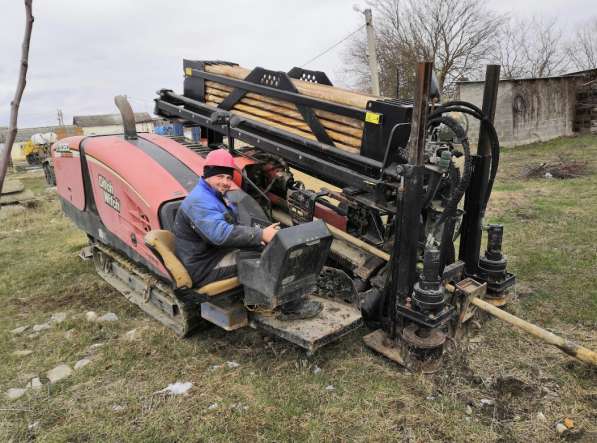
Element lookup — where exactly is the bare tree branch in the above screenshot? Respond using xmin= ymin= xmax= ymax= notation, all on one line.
xmin=487 ymin=16 xmax=570 ymax=79
xmin=489 ymin=19 xmax=527 ymax=80
xmin=567 ymin=17 xmax=597 ymax=71
xmin=520 ymin=17 xmax=569 ymax=78
xmin=344 ymin=0 xmax=504 ymax=98
xmin=0 ymin=0 xmax=34 ymax=195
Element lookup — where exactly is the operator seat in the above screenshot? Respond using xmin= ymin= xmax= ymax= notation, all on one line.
xmin=159 ymin=200 xmax=183 ymax=231
xmin=144 ymin=230 xmax=240 ymax=295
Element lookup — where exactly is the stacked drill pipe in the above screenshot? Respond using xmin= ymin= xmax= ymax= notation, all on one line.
xmin=202 ymin=64 xmax=382 ymax=154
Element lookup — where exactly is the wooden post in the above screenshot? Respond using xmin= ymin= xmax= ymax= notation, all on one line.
xmin=364 ymin=9 xmax=381 ymax=96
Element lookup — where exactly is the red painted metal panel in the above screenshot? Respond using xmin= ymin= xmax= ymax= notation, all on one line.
xmin=84 ymin=153 xmax=170 ymax=276
xmin=83 ymin=136 xmax=189 ymax=211
xmin=52 ymin=136 xmax=86 ymax=210
xmin=140 ymin=133 xmax=252 ymax=188
xmin=54 ymin=133 xmax=261 ymax=278
xmin=140 ymin=133 xmax=206 ymax=175
xmin=83 ymin=136 xmax=195 ymax=277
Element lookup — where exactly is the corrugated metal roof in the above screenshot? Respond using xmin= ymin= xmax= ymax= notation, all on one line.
xmin=72 ymin=112 xmax=153 ymax=127
xmin=0 ymin=125 xmax=81 ymax=143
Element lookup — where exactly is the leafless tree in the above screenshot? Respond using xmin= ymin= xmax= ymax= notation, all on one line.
xmin=567 ymin=18 xmax=597 ymax=71
xmin=488 ymin=16 xmax=570 ymax=79
xmin=344 ymin=0 xmax=504 ymax=97
xmin=520 ymin=17 xmax=569 ymax=78
xmin=0 ymin=0 xmax=34 ymax=195
xmin=489 ymin=20 xmax=527 ymax=80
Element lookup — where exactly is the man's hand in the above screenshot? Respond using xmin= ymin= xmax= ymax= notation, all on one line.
xmin=261 ymin=222 xmax=280 ymax=244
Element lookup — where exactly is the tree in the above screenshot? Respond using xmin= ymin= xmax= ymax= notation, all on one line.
xmin=0 ymin=0 xmax=34 ymax=195
xmin=344 ymin=0 xmax=504 ymax=97
xmin=489 ymin=17 xmax=569 ymax=79
xmin=567 ymin=18 xmax=597 ymax=71
xmin=490 ymin=19 xmax=527 ymax=80
xmin=520 ymin=17 xmax=569 ymax=78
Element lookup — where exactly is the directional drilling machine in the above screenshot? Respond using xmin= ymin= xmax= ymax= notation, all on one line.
xmin=147 ymin=60 xmax=517 ymax=370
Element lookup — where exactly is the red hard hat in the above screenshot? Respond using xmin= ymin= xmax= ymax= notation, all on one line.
xmin=204 ymin=148 xmax=236 ymax=169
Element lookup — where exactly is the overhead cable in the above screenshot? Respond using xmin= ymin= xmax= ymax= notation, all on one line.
xmin=301 ymin=24 xmax=365 ymax=68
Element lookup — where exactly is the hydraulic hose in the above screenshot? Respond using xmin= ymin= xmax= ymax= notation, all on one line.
xmin=421 ymin=171 xmax=442 ymax=210
xmin=241 ymin=169 xmax=273 ymax=219
xmin=429 ymin=101 xmax=500 ymax=218
xmin=437 ymin=163 xmax=461 ymax=269
xmin=426 ymin=115 xmax=472 ymax=229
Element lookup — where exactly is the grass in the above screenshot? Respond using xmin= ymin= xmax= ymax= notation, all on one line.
xmin=1 ymin=135 xmax=596 ymax=442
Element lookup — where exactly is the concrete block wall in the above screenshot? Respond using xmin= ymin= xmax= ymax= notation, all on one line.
xmin=457 ymin=77 xmax=578 ymax=147
xmin=509 ymin=78 xmax=576 ymax=146
xmin=456 ymin=82 xmax=513 ymax=148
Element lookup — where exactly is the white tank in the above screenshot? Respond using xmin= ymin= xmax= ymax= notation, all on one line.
xmin=31 ymin=132 xmax=57 ymax=145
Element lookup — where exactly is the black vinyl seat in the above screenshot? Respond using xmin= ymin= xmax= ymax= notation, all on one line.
xmin=159 ymin=199 xmax=183 ymax=231
xmin=237 ymin=220 xmax=332 ymax=309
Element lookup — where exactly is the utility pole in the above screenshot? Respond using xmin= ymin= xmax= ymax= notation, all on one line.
xmin=363 ymin=8 xmax=381 ymax=96
xmin=57 ymin=109 xmax=64 ymax=126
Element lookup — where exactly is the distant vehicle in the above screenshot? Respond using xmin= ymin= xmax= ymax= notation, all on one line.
xmin=38 ymin=127 xmax=84 ymax=186
xmin=21 ymin=132 xmax=56 ymax=165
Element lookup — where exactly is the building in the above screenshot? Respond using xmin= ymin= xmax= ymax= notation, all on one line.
xmin=456 ymin=69 xmax=597 ymax=147
xmin=72 ymin=112 xmax=154 ymax=136
xmin=0 ymin=125 xmax=82 ymax=162
xmin=1 ymin=111 xmax=156 ymax=163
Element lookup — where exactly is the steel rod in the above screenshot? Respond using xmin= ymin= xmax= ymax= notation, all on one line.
xmin=471 ymin=297 xmax=597 ymax=366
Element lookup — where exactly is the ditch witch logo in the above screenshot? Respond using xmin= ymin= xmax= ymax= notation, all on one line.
xmin=98 ymin=175 xmax=121 ymax=213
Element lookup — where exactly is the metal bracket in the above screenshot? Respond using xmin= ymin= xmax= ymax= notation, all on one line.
xmin=287 ymin=67 xmax=333 ymax=86
xmin=214 ymin=67 xmax=335 ymax=146
xmin=455 ymin=277 xmax=487 ymax=328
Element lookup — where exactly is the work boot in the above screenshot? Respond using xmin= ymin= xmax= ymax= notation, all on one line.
xmin=278 ymin=298 xmax=323 ymax=321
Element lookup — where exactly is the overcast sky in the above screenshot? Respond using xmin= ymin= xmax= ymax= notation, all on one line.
xmin=1 ymin=0 xmax=595 ymax=128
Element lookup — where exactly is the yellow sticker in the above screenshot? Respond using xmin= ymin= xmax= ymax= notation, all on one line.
xmin=184 ymin=67 xmax=193 ymax=76
xmin=365 ymin=112 xmax=382 ymax=124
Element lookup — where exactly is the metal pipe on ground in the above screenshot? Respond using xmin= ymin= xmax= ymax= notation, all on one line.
xmin=470 ymin=297 xmax=597 ymax=366
xmin=443 ymin=283 xmax=597 ymax=367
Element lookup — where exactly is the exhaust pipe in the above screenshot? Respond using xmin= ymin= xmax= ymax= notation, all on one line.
xmin=114 ymin=95 xmax=138 ymax=140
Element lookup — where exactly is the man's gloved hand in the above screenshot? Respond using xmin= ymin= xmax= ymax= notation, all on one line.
xmin=261 ymin=222 xmax=280 ymax=245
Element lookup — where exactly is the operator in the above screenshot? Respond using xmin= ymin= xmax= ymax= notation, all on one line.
xmin=172 ymin=148 xmax=280 ymax=288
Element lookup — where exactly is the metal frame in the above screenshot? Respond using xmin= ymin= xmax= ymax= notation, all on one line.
xmin=187 ymin=64 xmax=366 ymax=120
xmin=178 ymin=60 xmax=414 ymax=162
xmin=154 ymin=90 xmax=402 ymax=203
xmin=216 ymin=67 xmax=335 ymax=146
xmin=382 ymin=62 xmax=434 ymax=337
xmin=459 ymin=65 xmax=501 ymax=276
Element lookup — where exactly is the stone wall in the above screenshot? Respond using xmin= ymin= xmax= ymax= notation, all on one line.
xmin=457 ymin=77 xmax=578 ymax=147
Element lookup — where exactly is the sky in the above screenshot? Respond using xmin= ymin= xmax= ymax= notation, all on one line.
xmin=1 ymin=0 xmax=595 ymax=129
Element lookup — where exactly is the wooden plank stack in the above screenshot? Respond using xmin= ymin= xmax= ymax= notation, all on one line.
xmin=201 ymin=64 xmax=382 ymax=154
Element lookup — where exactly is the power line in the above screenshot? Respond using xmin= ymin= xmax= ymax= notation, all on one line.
xmin=301 ymin=24 xmax=365 ymax=68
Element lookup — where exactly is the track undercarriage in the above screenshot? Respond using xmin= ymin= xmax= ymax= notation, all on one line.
xmin=92 ymin=243 xmax=204 ymax=337
xmin=91 ymin=242 xmax=363 ymax=353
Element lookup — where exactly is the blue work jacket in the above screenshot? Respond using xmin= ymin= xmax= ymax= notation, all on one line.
xmin=173 ymin=178 xmax=262 ymax=287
